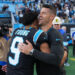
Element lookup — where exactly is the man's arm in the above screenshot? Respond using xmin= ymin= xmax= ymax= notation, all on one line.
xmin=18 ymin=40 xmax=64 ymax=66
xmin=32 ymin=49 xmax=59 ymax=66
xmin=59 ymin=51 xmax=67 ymax=67
xmin=33 ymin=42 xmax=64 ymax=66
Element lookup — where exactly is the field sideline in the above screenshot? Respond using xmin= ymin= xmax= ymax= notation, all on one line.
xmin=65 ymin=46 xmax=75 ymax=75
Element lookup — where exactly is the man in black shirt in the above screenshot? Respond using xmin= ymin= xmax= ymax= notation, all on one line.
xmin=6 ymin=11 xmax=47 ymax=75
xmin=19 ymin=5 xmax=65 ymax=75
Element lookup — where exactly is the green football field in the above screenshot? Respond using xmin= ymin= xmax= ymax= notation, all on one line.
xmin=65 ymin=46 xmax=75 ymax=75
xmin=34 ymin=46 xmax=75 ymax=75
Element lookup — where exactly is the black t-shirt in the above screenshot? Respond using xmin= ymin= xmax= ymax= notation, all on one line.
xmin=33 ymin=28 xmax=65 ymax=75
xmin=7 ymin=28 xmax=47 ymax=75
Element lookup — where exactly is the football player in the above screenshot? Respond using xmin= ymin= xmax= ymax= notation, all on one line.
xmin=18 ymin=4 xmax=65 ymax=75
xmin=6 ymin=10 xmax=47 ymax=75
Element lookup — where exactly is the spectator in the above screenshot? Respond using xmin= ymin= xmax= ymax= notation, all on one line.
xmin=0 ymin=26 xmax=12 ymax=75
xmin=2 ymin=4 xmax=9 ymax=12
xmin=64 ymin=15 xmax=69 ymax=23
xmin=69 ymin=8 xmax=74 ymax=17
xmin=72 ymin=32 xmax=75 ymax=57
xmin=69 ymin=15 xmax=75 ymax=23
xmin=61 ymin=26 xmax=70 ymax=66
xmin=52 ymin=16 xmax=69 ymax=66
xmin=64 ymin=7 xmax=69 ymax=17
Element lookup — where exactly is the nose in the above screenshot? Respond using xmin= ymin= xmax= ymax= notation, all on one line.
xmin=39 ymin=13 xmax=42 ymax=17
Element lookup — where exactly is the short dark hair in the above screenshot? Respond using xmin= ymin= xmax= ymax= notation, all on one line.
xmin=22 ymin=11 xmax=38 ymax=26
xmin=42 ymin=4 xmax=56 ymax=15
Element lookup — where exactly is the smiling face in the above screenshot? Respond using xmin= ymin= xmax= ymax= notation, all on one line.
xmin=39 ymin=7 xmax=56 ymax=27
xmin=39 ymin=8 xmax=51 ymax=26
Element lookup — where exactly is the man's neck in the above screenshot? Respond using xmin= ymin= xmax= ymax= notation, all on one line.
xmin=25 ymin=25 xmax=31 ymax=29
xmin=41 ymin=24 xmax=52 ymax=32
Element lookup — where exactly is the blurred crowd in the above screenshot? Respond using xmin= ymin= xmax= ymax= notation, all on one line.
xmin=0 ymin=1 xmax=75 ymax=75
xmin=0 ymin=0 xmax=75 ymax=24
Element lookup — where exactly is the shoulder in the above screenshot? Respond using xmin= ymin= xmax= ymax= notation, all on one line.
xmin=47 ymin=28 xmax=62 ymax=38
xmin=48 ymin=27 xmax=58 ymax=33
xmin=47 ymin=28 xmax=63 ymax=43
xmin=33 ymin=29 xmax=47 ymax=45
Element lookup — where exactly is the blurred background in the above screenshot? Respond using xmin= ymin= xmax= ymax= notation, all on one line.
xmin=0 ymin=0 xmax=75 ymax=75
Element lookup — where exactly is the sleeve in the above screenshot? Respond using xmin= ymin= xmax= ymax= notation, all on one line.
xmin=32 ymin=30 xmax=64 ymax=66
xmin=33 ymin=29 xmax=47 ymax=46
xmin=33 ymin=50 xmax=59 ymax=66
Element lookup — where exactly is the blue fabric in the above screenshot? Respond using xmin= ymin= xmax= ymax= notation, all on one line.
xmin=69 ymin=10 xmax=74 ymax=16
xmin=3 ymin=35 xmax=9 ymax=41
xmin=33 ymin=29 xmax=43 ymax=45
xmin=68 ymin=40 xmax=72 ymax=44
xmin=0 ymin=3 xmax=24 ymax=13
xmin=0 ymin=13 xmax=10 ymax=17
xmin=0 ymin=61 xmax=7 ymax=66
xmin=72 ymin=32 xmax=75 ymax=37
xmin=14 ymin=24 xmax=24 ymax=30
xmin=58 ymin=29 xmax=65 ymax=35
xmin=63 ymin=42 xmax=68 ymax=46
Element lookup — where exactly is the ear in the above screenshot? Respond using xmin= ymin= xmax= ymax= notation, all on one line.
xmin=50 ymin=14 xmax=55 ymax=20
